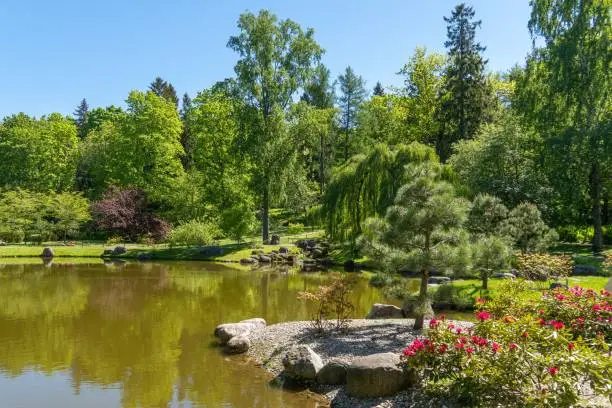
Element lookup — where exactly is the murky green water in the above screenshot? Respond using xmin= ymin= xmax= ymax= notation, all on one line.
xmin=0 ymin=260 xmax=397 ymax=408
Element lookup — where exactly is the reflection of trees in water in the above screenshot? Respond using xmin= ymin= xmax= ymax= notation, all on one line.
xmin=0 ymin=262 xmax=388 ymax=407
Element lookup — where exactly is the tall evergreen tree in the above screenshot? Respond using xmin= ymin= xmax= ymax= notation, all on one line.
xmin=73 ymin=98 xmax=89 ymax=139
xmin=372 ymin=81 xmax=385 ymax=96
xmin=180 ymin=93 xmax=193 ymax=168
xmin=149 ymin=77 xmax=179 ymax=108
xmin=301 ymin=64 xmax=335 ymax=109
xmin=337 ymin=66 xmax=367 ymax=162
xmin=438 ymin=3 xmax=491 ymax=161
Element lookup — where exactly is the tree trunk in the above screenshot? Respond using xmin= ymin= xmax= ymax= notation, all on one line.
xmin=414 ymin=233 xmax=431 ymax=330
xmin=482 ymin=272 xmax=488 ymax=290
xmin=262 ymin=186 xmax=270 ymax=243
xmin=319 ymin=132 xmax=325 ymax=192
xmin=590 ymin=162 xmax=603 ymax=254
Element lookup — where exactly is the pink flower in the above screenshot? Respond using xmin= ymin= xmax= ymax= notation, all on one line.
xmin=491 ymin=342 xmax=500 ymax=353
xmin=429 ymin=318 xmax=439 ymax=328
xmin=509 ymin=343 xmax=518 ymax=351
xmin=592 ymin=304 xmax=602 ymax=312
xmin=465 ymin=347 xmax=474 ymax=354
xmin=549 ymin=320 xmax=565 ymax=330
xmin=475 ymin=311 xmax=491 ymax=321
xmin=402 ymin=348 xmax=415 ymax=357
xmin=555 ymin=293 xmax=566 ymax=301
xmin=548 ymin=367 xmax=558 ymax=376
xmin=568 ymin=343 xmax=575 ymax=351
xmin=455 ymin=342 xmax=465 ymax=350
xmin=459 ymin=337 xmax=468 ymax=344
xmin=570 ymin=286 xmax=583 ymax=297
xmin=456 ymin=328 xmax=462 ymax=335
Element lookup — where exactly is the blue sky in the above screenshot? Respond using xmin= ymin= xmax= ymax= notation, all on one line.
xmin=0 ymin=1 xmax=533 ymax=118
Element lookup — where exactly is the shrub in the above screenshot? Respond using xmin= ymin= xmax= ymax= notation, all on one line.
xmin=400 ymin=282 xmax=610 ymax=407
xmin=515 ymin=253 xmax=572 ymax=281
xmin=106 ymin=236 xmax=123 ymax=245
xmin=287 ymin=222 xmax=305 ymax=235
xmin=219 ymin=203 xmax=255 ymax=242
xmin=501 ymin=203 xmax=557 ymax=253
xmin=0 ymin=228 xmax=25 ymax=243
xmin=298 ymin=276 xmax=356 ymax=333
xmin=556 ymin=225 xmax=612 ymax=245
xmin=466 ymin=194 xmax=508 ymax=236
xmin=167 ymin=220 xmax=219 ymax=247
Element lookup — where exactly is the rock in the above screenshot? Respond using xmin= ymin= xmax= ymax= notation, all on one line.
xmin=270 ymin=234 xmax=280 ymax=245
xmin=312 ymin=248 xmax=324 ymax=259
xmin=605 ymin=277 xmax=612 ymax=292
xmin=282 ymin=345 xmax=323 ymax=380
xmin=225 ymin=334 xmax=251 ymax=354
xmin=572 ymin=265 xmax=598 ymax=275
xmin=346 ymin=353 xmax=414 ymax=398
xmin=366 ymin=303 xmax=404 ymax=319
xmin=428 ymin=276 xmax=450 ymax=284
xmin=199 ymin=245 xmax=223 ymax=257
xmin=258 ymin=255 xmax=272 ymax=263
xmin=102 ymin=249 xmax=113 ymax=256
xmin=112 ymin=246 xmax=127 ymax=255
xmin=0 ymin=241 xmax=6 ymax=246
xmin=214 ymin=319 xmax=265 ymax=345
xmin=550 ymin=282 xmax=569 ymax=290
xmin=493 ymin=272 xmax=516 ymax=279
xmin=41 ymin=247 xmax=54 ymax=258
xmin=239 ymin=318 xmax=267 ymax=328
xmin=240 ymin=258 xmax=257 ymax=264
xmin=279 ymin=246 xmax=289 ymax=254
xmin=316 ymin=360 xmax=348 ymax=385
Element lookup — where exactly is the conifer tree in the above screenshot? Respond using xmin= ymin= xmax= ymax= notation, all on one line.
xmin=73 ymin=98 xmax=89 ymax=139
xmin=149 ymin=77 xmax=179 ymax=108
xmin=372 ymin=81 xmax=385 ymax=96
xmin=337 ymin=66 xmax=367 ymax=162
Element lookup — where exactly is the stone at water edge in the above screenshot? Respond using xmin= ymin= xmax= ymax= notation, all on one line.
xmin=270 ymin=234 xmax=280 ymax=245
xmin=282 ymin=345 xmax=324 ymax=380
xmin=41 ymin=247 xmax=54 ymax=258
xmin=112 ymin=245 xmax=127 ymax=255
xmin=239 ymin=318 xmax=267 ymax=328
xmin=258 ymin=254 xmax=272 ymax=263
xmin=605 ymin=277 xmax=612 ymax=293
xmin=225 ymin=334 xmax=251 ymax=354
xmin=213 ymin=318 xmax=266 ymax=345
xmin=346 ymin=353 xmax=415 ymax=398
xmin=366 ymin=303 xmax=404 ymax=319
xmin=279 ymin=246 xmax=289 ymax=254
xmin=316 ymin=359 xmax=348 ymax=385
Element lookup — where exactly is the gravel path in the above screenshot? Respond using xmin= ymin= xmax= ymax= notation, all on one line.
xmin=247 ymin=318 xmax=472 ymax=407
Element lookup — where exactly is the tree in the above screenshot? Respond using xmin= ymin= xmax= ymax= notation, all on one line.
xmin=228 ymin=10 xmax=323 ymax=242
xmin=73 ymin=98 xmax=89 ymax=139
xmin=373 ymin=81 xmax=385 ymax=96
xmin=501 ymin=203 xmax=557 ymax=253
xmin=359 ymin=162 xmax=470 ymax=329
xmin=438 ymin=3 xmax=492 ymax=161
xmin=355 ymin=94 xmax=410 ymax=146
xmin=466 ymin=194 xmax=508 ymax=237
xmin=180 ymin=92 xmax=194 ymax=168
xmin=337 ymin=66 xmax=367 ymax=162
xmin=149 ymin=77 xmax=179 ymax=107
xmin=0 ymin=113 xmax=78 ymax=192
xmin=399 ymin=47 xmax=446 ymax=144
xmin=91 ymin=187 xmax=170 ymax=242
xmin=301 ymin=64 xmax=335 ymax=108
xmin=519 ymin=0 xmax=611 ymax=253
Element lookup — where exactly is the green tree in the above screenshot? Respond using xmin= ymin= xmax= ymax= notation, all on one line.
xmin=518 ymin=0 xmax=611 ymax=253
xmin=502 ymin=203 xmax=557 ymax=253
xmin=179 ymin=92 xmax=194 ymax=168
xmin=228 ymin=10 xmax=323 ymax=241
xmin=301 ymin=64 xmax=335 ymax=109
xmin=355 ymin=94 xmax=409 ymax=146
xmin=471 ymin=235 xmax=510 ymax=289
xmin=466 ymin=194 xmax=508 ymax=237
xmin=359 ymin=162 xmax=470 ymax=329
xmin=149 ymin=77 xmax=179 ymax=108
xmin=49 ymin=192 xmax=91 ymax=240
xmin=372 ymin=81 xmax=385 ymax=96
xmin=73 ymin=98 xmax=89 ymax=139
xmin=0 ymin=113 xmax=78 ymax=192
xmin=337 ymin=66 xmax=367 ymax=162
xmin=438 ymin=3 xmax=492 ymax=161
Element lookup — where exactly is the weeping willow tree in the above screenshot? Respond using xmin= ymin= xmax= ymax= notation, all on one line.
xmin=323 ymin=142 xmax=447 ymax=243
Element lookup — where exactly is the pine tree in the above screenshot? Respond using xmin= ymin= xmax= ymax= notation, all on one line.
xmin=149 ymin=77 xmax=179 ymax=107
xmin=73 ymin=98 xmax=89 ymax=139
xmin=337 ymin=66 xmax=367 ymax=162
xmin=301 ymin=64 xmax=335 ymax=108
xmin=438 ymin=3 xmax=491 ymax=161
xmin=179 ymin=93 xmax=193 ymax=168
xmin=373 ymin=81 xmax=385 ymax=96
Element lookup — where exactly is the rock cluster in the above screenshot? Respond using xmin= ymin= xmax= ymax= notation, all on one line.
xmin=239 ymin=248 xmax=298 ymax=266
xmin=213 ymin=318 xmax=266 ymax=354
xmin=296 ymin=239 xmax=334 ymax=271
xmin=40 ymin=247 xmax=54 ymax=258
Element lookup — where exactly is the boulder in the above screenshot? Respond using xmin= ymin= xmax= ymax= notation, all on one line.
xmin=270 ymin=234 xmax=281 ymax=245
xmin=366 ymin=304 xmax=404 ymax=319
xmin=112 ymin=245 xmax=127 ymax=255
xmin=239 ymin=318 xmax=267 ymax=328
xmin=493 ymin=272 xmax=516 ymax=279
xmin=279 ymin=246 xmax=289 ymax=254
xmin=240 ymin=258 xmax=257 ymax=264
xmin=316 ymin=360 xmax=348 ymax=385
xmin=41 ymin=247 xmax=54 ymax=258
xmin=282 ymin=345 xmax=323 ymax=380
xmin=346 ymin=353 xmax=414 ymax=398
xmin=0 ymin=241 xmax=6 ymax=246
xmin=214 ymin=318 xmax=265 ymax=345
xmin=312 ymin=248 xmax=324 ymax=259
xmin=225 ymin=334 xmax=251 ymax=354
xmin=258 ymin=255 xmax=272 ymax=263
xmin=550 ymin=282 xmax=569 ymax=290
xmin=427 ymin=276 xmax=450 ymax=284
xmin=103 ymin=249 xmax=113 ymax=256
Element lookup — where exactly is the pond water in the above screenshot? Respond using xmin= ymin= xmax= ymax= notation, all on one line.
xmin=0 ymin=260 xmax=401 ymax=408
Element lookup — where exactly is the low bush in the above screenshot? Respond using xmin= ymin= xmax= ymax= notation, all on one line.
xmin=556 ymin=225 xmax=612 ymax=245
xmin=298 ymin=275 xmax=356 ymax=333
xmin=515 ymin=253 xmax=572 ymax=281
xmin=0 ymin=228 xmax=25 ymax=243
xmin=287 ymin=222 xmax=305 ymax=235
xmin=401 ymin=281 xmax=610 ymax=407
xmin=167 ymin=220 xmax=219 ymax=247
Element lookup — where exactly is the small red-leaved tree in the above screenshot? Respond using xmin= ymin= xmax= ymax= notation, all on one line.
xmin=91 ymin=187 xmax=170 ymax=242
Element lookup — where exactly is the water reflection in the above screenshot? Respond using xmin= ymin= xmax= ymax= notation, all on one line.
xmin=0 ymin=261 xmax=391 ymax=407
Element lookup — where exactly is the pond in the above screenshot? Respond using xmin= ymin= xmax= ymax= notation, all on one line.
xmin=0 ymin=259 xmax=403 ymax=408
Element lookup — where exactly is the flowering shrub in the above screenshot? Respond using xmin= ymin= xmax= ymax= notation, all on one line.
xmin=515 ymin=253 xmax=572 ymax=281
xmin=400 ymin=281 xmax=611 ymax=407
xmin=298 ymin=276 xmax=356 ymax=333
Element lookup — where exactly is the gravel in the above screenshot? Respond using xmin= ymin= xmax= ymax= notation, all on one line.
xmin=247 ymin=318 xmax=472 ymax=407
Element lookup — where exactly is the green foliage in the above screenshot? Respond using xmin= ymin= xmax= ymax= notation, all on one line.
xmin=167 ymin=220 xmax=220 ymax=247
xmin=356 ymin=94 xmax=410 ymax=146
xmin=337 ymin=66 xmax=368 ymax=161
xmin=515 ymin=253 xmax=572 ymax=281
xmin=359 ymin=161 xmax=471 ymax=329
xmin=219 ymin=203 xmax=256 ymax=243
xmin=556 ymin=225 xmax=612 ymax=245
xmin=472 ymin=235 xmax=511 ymax=289
xmin=502 ymin=203 xmax=558 ymax=253
xmin=0 ymin=113 xmax=78 ymax=192
xmin=466 ymin=194 xmax=508 ymax=237
xmin=287 ymin=223 xmax=305 ymax=235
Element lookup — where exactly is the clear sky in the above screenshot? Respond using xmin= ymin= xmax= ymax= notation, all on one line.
xmin=0 ymin=0 xmax=533 ymax=118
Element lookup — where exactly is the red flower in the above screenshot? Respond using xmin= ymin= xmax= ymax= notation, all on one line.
xmin=447 ymin=323 xmax=455 ymax=329
xmin=509 ymin=343 xmax=518 ymax=351
xmin=439 ymin=314 xmax=446 ymax=321
xmin=491 ymin=342 xmax=500 ymax=353
xmin=555 ymin=293 xmax=566 ymax=301
xmin=592 ymin=304 xmax=602 ymax=312
xmin=476 ymin=297 xmax=486 ymax=304
xmin=429 ymin=318 xmax=439 ymax=328
xmin=438 ymin=344 xmax=448 ymax=353
xmin=456 ymin=328 xmax=462 ymax=335
xmin=459 ymin=337 xmax=468 ymax=344
xmin=402 ymin=348 xmax=415 ymax=357
xmin=549 ymin=320 xmax=565 ymax=330
xmin=465 ymin=347 xmax=474 ymax=354
xmin=538 ymin=309 xmax=545 ymax=315
xmin=568 ymin=343 xmax=575 ymax=351
xmin=521 ymin=331 xmax=529 ymax=338
xmin=548 ymin=367 xmax=558 ymax=376
xmin=455 ymin=342 xmax=465 ymax=350
xmin=475 ymin=311 xmax=491 ymax=321
xmin=537 ymin=318 xmax=546 ymax=326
